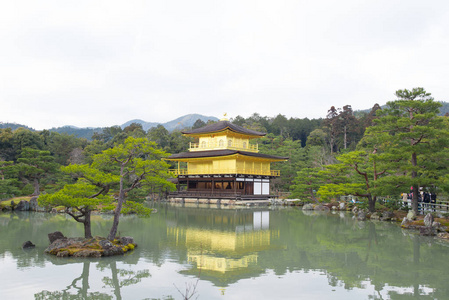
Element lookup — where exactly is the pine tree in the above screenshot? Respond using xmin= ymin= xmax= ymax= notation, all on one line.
xmin=364 ymin=88 xmax=449 ymax=214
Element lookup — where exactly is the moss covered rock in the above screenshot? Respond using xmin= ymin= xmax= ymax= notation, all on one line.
xmin=45 ymin=235 xmax=137 ymax=257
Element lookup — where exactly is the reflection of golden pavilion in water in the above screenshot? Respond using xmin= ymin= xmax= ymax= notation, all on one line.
xmin=166 ymin=210 xmax=279 ymax=285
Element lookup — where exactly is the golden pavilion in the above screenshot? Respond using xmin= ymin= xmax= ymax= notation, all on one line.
xmin=166 ymin=116 xmax=288 ymax=201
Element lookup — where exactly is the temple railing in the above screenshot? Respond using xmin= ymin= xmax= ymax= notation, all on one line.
xmin=169 ymin=191 xmax=242 ymax=198
xmin=169 ymin=169 xmax=281 ymax=177
xmin=168 ymin=191 xmax=274 ymax=200
xmin=189 ymin=142 xmax=258 ymax=153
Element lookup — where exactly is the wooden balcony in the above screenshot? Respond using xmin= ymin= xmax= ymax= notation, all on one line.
xmin=169 ymin=168 xmax=281 ymax=177
xmin=168 ymin=191 xmax=273 ymax=200
xmin=189 ymin=142 xmax=258 ymax=153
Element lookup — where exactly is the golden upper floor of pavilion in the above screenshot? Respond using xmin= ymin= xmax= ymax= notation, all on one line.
xmin=166 ymin=118 xmax=288 ymax=177
xmin=182 ymin=119 xmax=265 ymax=153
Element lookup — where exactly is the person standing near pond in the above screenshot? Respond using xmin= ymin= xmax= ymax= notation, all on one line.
xmin=430 ymin=192 xmax=437 ymax=212
xmin=423 ymin=192 xmax=430 ymax=211
xmin=402 ymin=193 xmax=408 ymax=207
xmin=407 ymin=192 xmax=413 ymax=209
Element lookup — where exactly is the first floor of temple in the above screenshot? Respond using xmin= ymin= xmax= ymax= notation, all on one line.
xmin=169 ymin=174 xmax=275 ymax=200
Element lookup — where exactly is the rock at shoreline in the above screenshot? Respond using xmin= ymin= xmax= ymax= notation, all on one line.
xmin=15 ymin=200 xmax=30 ymax=211
xmin=437 ymin=232 xmax=449 ymax=239
xmin=432 ymin=221 xmax=445 ymax=231
xmin=30 ymin=196 xmax=46 ymax=212
xmin=99 ymin=239 xmax=114 ymax=249
xmin=407 ymin=211 xmax=416 ymax=220
xmin=120 ymin=236 xmax=135 ymax=246
xmin=29 ymin=197 xmax=38 ymax=211
xmin=370 ymin=212 xmax=380 ymax=220
xmin=382 ymin=211 xmax=395 ymax=220
xmin=102 ymin=246 xmax=125 ymax=257
xmin=401 ymin=217 xmax=412 ymax=227
xmin=73 ymin=250 xmax=102 ymax=258
xmin=22 ymin=241 xmax=35 ymax=249
xmin=357 ymin=212 xmax=367 ymax=221
xmin=314 ymin=205 xmax=330 ymax=211
xmin=302 ymin=204 xmax=314 ymax=210
xmin=48 ymin=231 xmax=65 ymax=244
xmin=419 ymin=226 xmax=436 ymax=236
xmin=424 ymin=213 xmax=434 ymax=227
xmin=339 ymin=202 xmax=346 ymax=211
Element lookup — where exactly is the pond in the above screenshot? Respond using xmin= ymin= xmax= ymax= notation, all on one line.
xmin=1 ymin=204 xmax=449 ymax=299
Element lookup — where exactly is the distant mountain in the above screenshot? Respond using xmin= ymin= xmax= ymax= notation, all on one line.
xmin=120 ymin=114 xmax=218 ymax=132
xmin=0 ymin=122 xmax=35 ymax=131
xmin=163 ymin=114 xmax=218 ymax=131
xmin=0 ymin=114 xmax=219 ymax=140
xmin=49 ymin=126 xmax=103 ymax=140
xmin=120 ymin=119 xmax=160 ymax=131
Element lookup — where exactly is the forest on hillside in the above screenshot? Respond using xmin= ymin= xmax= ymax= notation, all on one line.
xmin=1 ymin=88 xmax=449 ymax=215
xmin=0 ymin=102 xmax=376 ymax=198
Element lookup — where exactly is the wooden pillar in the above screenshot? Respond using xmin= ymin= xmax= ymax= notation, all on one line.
xmin=234 ymin=177 xmax=237 ymax=195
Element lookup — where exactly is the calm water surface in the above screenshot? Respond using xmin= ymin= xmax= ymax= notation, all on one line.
xmin=1 ymin=204 xmax=449 ymax=300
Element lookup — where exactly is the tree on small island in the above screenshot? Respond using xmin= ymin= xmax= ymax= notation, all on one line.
xmin=39 ymin=165 xmax=116 ymax=238
xmin=92 ymin=136 xmax=174 ymax=240
xmin=39 ymin=137 xmax=175 ymax=241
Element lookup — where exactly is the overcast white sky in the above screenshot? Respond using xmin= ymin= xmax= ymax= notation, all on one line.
xmin=1 ymin=0 xmax=449 ymax=130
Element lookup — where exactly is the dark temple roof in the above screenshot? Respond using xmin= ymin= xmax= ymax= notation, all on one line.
xmin=166 ymin=149 xmax=288 ymax=161
xmin=182 ymin=120 xmax=266 ymax=137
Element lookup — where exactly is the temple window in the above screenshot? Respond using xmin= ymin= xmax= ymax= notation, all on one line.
xmin=228 ymin=140 xmax=232 ymax=147
xmin=219 ymin=139 xmax=224 ymax=147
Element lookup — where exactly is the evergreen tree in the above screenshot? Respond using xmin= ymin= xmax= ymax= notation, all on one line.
xmin=290 ymin=167 xmax=327 ymax=203
xmin=0 ymin=128 xmax=15 ymax=161
xmin=92 ymin=137 xmax=174 ymax=240
xmin=318 ymin=150 xmax=387 ymax=212
xmin=17 ymin=148 xmax=59 ymax=195
xmin=337 ymin=105 xmax=360 ymax=150
xmin=364 ymin=88 xmax=449 ymax=214
xmin=39 ymin=180 xmax=113 ymax=238
xmin=147 ymin=125 xmax=171 ymax=149
xmin=192 ymin=119 xmax=206 ymax=129
xmin=0 ymin=160 xmax=20 ymax=198
xmin=324 ymin=106 xmax=340 ymax=154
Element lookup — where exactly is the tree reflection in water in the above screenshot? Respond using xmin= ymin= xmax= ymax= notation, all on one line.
xmin=34 ymin=260 xmax=150 ymax=300
xmin=34 ymin=262 xmax=110 ymax=300
xmin=100 ymin=261 xmax=150 ymax=300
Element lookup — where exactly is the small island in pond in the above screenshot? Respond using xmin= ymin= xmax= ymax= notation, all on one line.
xmin=45 ymin=231 xmax=137 ymax=258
